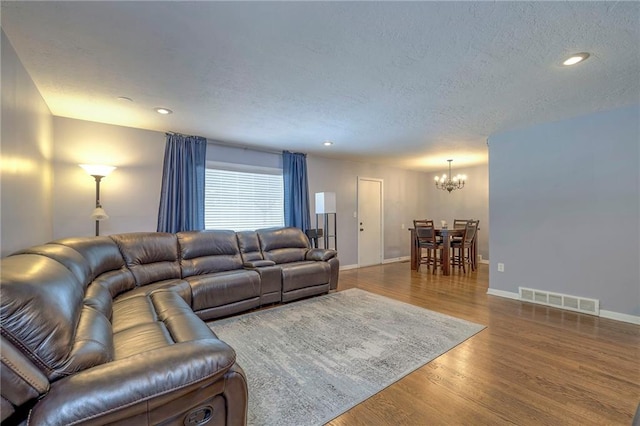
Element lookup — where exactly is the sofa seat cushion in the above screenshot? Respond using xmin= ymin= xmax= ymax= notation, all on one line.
xmin=112 ymin=294 xmax=159 ymax=334
xmin=114 ymin=322 xmax=173 ymax=359
xmin=151 ymin=289 xmax=220 ymax=340
xmin=280 ymin=261 xmax=331 ymax=293
xmin=113 ymin=290 xmax=217 ymax=359
xmin=114 ymin=278 xmax=192 ymax=306
xmin=185 ymin=270 xmax=260 ymax=311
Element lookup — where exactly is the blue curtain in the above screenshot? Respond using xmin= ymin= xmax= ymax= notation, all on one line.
xmin=283 ymin=151 xmax=311 ymax=231
xmin=157 ymin=133 xmax=207 ymax=233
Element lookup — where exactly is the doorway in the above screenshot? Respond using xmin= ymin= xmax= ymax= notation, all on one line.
xmin=357 ymin=177 xmax=383 ymax=267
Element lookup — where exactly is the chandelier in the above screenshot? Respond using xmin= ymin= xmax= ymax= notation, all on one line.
xmin=434 ymin=159 xmax=466 ymax=193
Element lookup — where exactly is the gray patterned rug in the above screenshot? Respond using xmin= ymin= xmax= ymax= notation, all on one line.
xmin=208 ymin=288 xmax=484 ymax=426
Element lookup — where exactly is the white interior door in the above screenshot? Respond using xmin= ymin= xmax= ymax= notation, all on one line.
xmin=357 ymin=177 xmax=383 ymax=267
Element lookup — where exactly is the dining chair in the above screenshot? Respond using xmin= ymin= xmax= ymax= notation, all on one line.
xmin=453 ymin=219 xmax=469 ymax=229
xmin=450 ymin=220 xmax=478 ymax=273
xmin=413 ymin=219 xmax=434 ymax=227
xmin=414 ymin=219 xmax=443 ymax=243
xmin=413 ymin=220 xmax=443 ymax=274
xmin=451 ymin=219 xmax=470 ymax=243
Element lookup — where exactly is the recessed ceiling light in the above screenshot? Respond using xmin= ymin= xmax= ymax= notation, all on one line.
xmin=562 ymin=52 xmax=590 ymax=66
xmin=154 ymin=107 xmax=173 ymax=115
xmin=117 ymin=96 xmax=133 ymax=102
xmin=323 ymin=141 xmax=334 ymax=146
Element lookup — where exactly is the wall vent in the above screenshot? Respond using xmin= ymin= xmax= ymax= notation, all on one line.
xmin=518 ymin=287 xmax=599 ymax=316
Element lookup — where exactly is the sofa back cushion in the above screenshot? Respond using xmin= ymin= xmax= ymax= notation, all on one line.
xmin=178 ymin=230 xmax=243 ymax=276
xmin=53 ymin=236 xmax=127 ymax=279
xmin=111 ymin=232 xmax=181 ymax=286
xmin=1 ymin=254 xmax=84 ymax=380
xmin=13 ymin=244 xmax=92 ymax=289
xmin=54 ymin=237 xmax=135 ymax=309
xmin=236 ymin=230 xmax=264 ymax=262
xmin=257 ymin=227 xmax=310 ymax=264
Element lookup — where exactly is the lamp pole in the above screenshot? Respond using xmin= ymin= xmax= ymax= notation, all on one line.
xmin=93 ymin=175 xmax=103 ymax=236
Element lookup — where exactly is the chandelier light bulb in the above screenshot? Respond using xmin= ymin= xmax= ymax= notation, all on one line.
xmin=434 ymin=159 xmax=466 ymax=193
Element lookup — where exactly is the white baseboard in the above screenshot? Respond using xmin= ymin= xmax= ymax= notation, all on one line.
xmin=383 ymin=256 xmax=410 ymax=264
xmin=341 ymin=257 xmax=409 ymax=271
xmin=486 ymin=288 xmax=520 ymax=300
xmin=339 ymin=264 xmax=359 ymax=271
xmin=599 ymin=310 xmax=640 ymax=325
xmin=488 ymin=288 xmax=640 ymax=325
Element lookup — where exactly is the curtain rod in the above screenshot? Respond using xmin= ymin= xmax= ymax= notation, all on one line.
xmin=166 ymin=131 xmax=289 ymax=155
xmin=206 ymin=139 xmax=285 ymax=156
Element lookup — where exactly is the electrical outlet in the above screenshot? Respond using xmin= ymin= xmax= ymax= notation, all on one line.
xmin=497 ymin=263 xmax=505 ymax=272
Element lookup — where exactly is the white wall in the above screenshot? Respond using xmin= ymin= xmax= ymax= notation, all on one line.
xmin=52 ymin=117 xmax=165 ymax=238
xmin=489 ymin=104 xmax=640 ymax=319
xmin=1 ymin=31 xmax=54 ymax=257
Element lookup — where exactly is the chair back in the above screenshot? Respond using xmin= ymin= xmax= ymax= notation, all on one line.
xmin=453 ymin=219 xmax=470 ymax=229
xmin=463 ymin=221 xmax=478 ymax=245
xmin=414 ymin=221 xmax=438 ymax=246
xmin=413 ymin=219 xmax=434 ymax=228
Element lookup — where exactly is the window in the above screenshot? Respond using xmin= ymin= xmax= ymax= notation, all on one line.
xmin=205 ymin=162 xmax=284 ymax=231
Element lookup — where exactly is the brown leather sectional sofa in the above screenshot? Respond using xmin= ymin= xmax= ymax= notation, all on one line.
xmin=0 ymin=227 xmax=339 ymax=425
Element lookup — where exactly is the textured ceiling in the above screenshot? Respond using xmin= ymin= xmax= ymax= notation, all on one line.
xmin=2 ymin=1 xmax=639 ymax=171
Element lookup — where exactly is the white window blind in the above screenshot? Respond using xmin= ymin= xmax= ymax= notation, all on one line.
xmin=205 ymin=163 xmax=284 ymax=231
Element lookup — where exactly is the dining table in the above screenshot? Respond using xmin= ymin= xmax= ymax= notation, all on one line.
xmin=408 ymin=227 xmax=477 ymax=275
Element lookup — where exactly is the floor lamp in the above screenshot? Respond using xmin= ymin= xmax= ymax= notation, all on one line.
xmin=80 ymin=164 xmax=116 ymax=236
xmin=315 ymin=192 xmax=337 ymax=250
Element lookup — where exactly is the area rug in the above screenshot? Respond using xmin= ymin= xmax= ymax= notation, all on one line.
xmin=208 ymin=288 xmax=484 ymax=426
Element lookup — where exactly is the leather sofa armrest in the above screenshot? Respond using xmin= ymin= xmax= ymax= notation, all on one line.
xmin=306 ymin=248 xmax=338 ymax=261
xmin=243 ymin=260 xmax=276 ymax=268
xmin=29 ymin=339 xmax=236 ymax=426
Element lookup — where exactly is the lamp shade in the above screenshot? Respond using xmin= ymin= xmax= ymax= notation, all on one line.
xmin=80 ymin=164 xmax=116 ymax=177
xmin=315 ymin=192 xmax=336 ymax=214
xmin=91 ymin=207 xmax=109 ymax=221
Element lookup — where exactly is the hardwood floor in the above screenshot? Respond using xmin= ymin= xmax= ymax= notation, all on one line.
xmin=327 ymin=262 xmax=640 ymax=426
